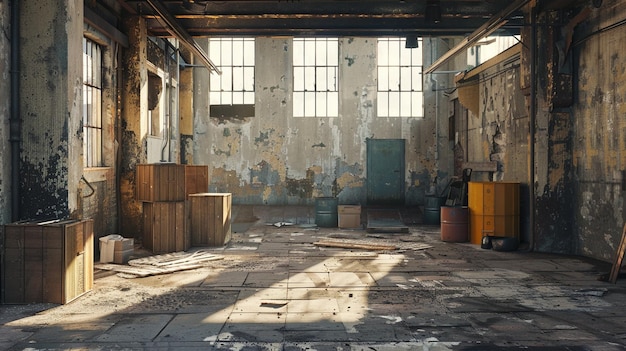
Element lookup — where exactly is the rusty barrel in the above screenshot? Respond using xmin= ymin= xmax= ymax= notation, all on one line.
xmin=440 ymin=206 xmax=469 ymax=242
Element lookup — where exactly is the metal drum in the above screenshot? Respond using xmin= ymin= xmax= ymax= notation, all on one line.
xmin=315 ymin=197 xmax=338 ymax=227
xmin=423 ymin=196 xmax=446 ymax=225
xmin=440 ymin=206 xmax=469 ymax=242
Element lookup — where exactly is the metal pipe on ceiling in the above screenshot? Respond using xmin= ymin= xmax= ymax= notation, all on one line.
xmin=423 ymin=0 xmax=530 ymax=74
xmin=145 ymin=0 xmax=221 ymax=74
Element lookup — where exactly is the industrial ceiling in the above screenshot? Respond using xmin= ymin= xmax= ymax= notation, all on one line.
xmin=120 ymin=0 xmax=528 ymax=38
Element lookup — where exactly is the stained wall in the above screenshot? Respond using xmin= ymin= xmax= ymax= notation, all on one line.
xmin=0 ymin=1 xmax=10 ymax=226
xmin=194 ymin=37 xmax=456 ymax=207
xmin=572 ymin=0 xmax=626 ymax=261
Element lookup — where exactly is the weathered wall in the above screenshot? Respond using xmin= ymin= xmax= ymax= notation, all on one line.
xmin=0 ymin=2 xmax=10 ymax=226
xmin=194 ymin=37 xmax=455 ymax=206
xmin=572 ymin=0 xmax=626 ymax=261
xmin=457 ymin=45 xmax=531 ymax=243
xmin=120 ymin=16 xmax=148 ymax=238
xmin=19 ymin=0 xmax=83 ymax=220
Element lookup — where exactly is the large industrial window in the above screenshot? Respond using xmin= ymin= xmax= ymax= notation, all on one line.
xmin=293 ymin=38 xmax=339 ymax=117
xmin=83 ymin=37 xmax=103 ymax=167
xmin=209 ymin=38 xmax=255 ymax=118
xmin=377 ymin=38 xmax=424 ymax=117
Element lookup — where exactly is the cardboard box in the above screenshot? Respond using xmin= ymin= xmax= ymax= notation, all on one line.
xmin=114 ymin=238 xmax=134 ymax=252
xmin=114 ymin=249 xmax=134 ymax=264
xmin=338 ymin=205 xmax=361 ymax=228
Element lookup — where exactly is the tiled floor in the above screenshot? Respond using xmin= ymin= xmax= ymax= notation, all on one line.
xmin=1 ymin=205 xmax=626 ymax=350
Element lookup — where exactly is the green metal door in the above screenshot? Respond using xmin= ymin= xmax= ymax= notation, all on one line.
xmin=366 ymin=138 xmax=405 ymax=205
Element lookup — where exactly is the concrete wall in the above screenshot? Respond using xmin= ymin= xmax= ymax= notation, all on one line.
xmin=19 ymin=0 xmax=83 ymax=220
xmin=194 ymin=37 xmax=456 ymax=207
xmin=456 ymin=46 xmax=531 ymax=244
xmin=0 ymin=2 xmax=10 ymax=227
xmin=572 ymin=0 xmax=626 ymax=261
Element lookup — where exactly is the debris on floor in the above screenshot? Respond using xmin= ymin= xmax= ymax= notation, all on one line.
xmin=95 ymin=250 xmax=223 ymax=278
xmin=314 ymin=239 xmax=398 ymax=251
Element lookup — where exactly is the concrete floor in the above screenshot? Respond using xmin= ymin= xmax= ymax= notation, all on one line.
xmin=1 ymin=205 xmax=626 ymax=350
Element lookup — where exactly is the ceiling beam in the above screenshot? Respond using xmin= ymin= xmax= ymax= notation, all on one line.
xmin=145 ymin=0 xmax=221 ymax=73
xmin=423 ymin=0 xmax=530 ymax=74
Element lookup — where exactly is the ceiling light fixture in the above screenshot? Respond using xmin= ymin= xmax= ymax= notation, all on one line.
xmin=405 ymin=35 xmax=419 ymax=49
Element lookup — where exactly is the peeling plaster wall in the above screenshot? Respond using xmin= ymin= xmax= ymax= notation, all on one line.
xmin=461 ymin=47 xmax=531 ymax=243
xmin=19 ymin=0 xmax=83 ymax=220
xmin=573 ymin=0 xmax=626 ymax=261
xmin=0 ymin=2 xmax=9 ymax=226
xmin=194 ymin=37 xmax=452 ymax=206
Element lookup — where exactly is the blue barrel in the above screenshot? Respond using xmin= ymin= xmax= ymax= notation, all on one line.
xmin=315 ymin=197 xmax=338 ymax=227
xmin=423 ymin=196 xmax=446 ymax=225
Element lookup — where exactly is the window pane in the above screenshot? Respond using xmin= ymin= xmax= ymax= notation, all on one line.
xmin=327 ymin=39 xmax=338 ymax=66
xmin=221 ymin=40 xmax=232 ymax=66
xmin=244 ymin=66 xmax=254 ymax=91
xmin=244 ymin=92 xmax=254 ymax=105
xmin=304 ymin=92 xmax=315 ymax=116
xmin=233 ymin=67 xmax=244 ymax=91
xmin=232 ymin=40 xmax=244 ymax=66
xmin=400 ymin=47 xmax=412 ymax=66
xmin=388 ymin=92 xmax=400 ymax=117
xmin=327 ymin=92 xmax=338 ymax=116
xmin=400 ymin=67 xmax=411 ymax=91
xmin=400 ymin=92 xmax=411 ymax=117
xmin=210 ymin=40 xmax=221 ymax=65
xmin=244 ymin=39 xmax=255 ymax=65
xmin=327 ymin=67 xmax=337 ymax=91
xmin=316 ymin=67 xmax=327 ymax=91
xmin=388 ymin=41 xmax=400 ymax=66
xmin=316 ymin=39 xmax=327 ymax=66
xmin=304 ymin=67 xmax=315 ymax=91
xmin=316 ymin=91 xmax=326 ymax=116
xmin=221 ymin=67 xmax=232 ymax=91
xmin=304 ymin=40 xmax=315 ymax=65
xmin=389 ymin=67 xmax=400 ymax=90
xmin=413 ymin=68 xmax=423 ymax=91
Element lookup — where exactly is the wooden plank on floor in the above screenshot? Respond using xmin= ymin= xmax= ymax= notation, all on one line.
xmin=314 ymin=239 xmax=397 ymax=251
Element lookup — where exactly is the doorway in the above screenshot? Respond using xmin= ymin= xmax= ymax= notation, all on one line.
xmin=366 ymin=138 xmax=405 ymax=206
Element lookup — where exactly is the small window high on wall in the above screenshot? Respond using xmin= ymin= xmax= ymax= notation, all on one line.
xmin=83 ymin=37 xmax=103 ymax=167
xmin=377 ymin=38 xmax=424 ymax=118
xmin=209 ymin=38 xmax=255 ymax=118
xmin=293 ymin=38 xmax=339 ymax=118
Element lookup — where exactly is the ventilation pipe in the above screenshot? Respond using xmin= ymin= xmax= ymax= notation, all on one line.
xmin=10 ymin=0 xmax=21 ymax=222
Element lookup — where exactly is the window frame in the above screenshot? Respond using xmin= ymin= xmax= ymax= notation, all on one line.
xmin=209 ymin=37 xmax=256 ymax=107
xmin=292 ymin=37 xmax=339 ymax=118
xmin=83 ymin=37 xmax=104 ymax=168
xmin=377 ymin=37 xmax=424 ymax=118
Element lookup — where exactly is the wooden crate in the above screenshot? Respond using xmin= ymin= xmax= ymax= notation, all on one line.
xmin=142 ymin=201 xmax=189 ymax=253
xmin=185 ymin=165 xmax=209 ymax=198
xmin=136 ymin=164 xmax=209 ymax=202
xmin=136 ymin=164 xmax=186 ymax=202
xmin=2 ymin=219 xmax=94 ymax=304
xmin=189 ymin=193 xmax=232 ymax=247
